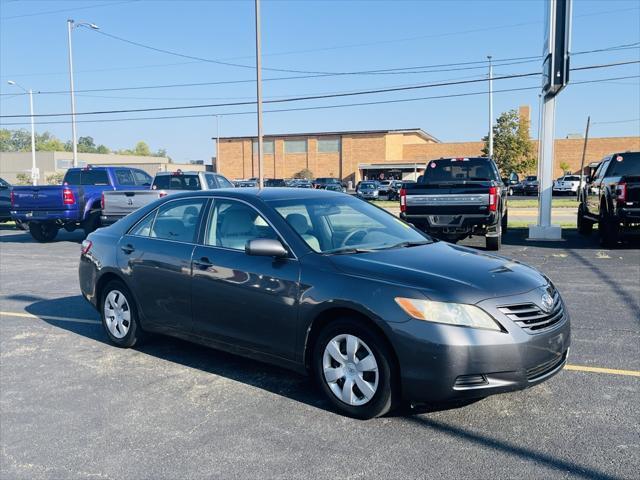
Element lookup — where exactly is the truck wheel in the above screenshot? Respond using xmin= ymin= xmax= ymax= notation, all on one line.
xmin=83 ymin=211 xmax=101 ymax=236
xmin=577 ymin=204 xmax=593 ymax=236
xmin=599 ymin=213 xmax=619 ymax=248
xmin=29 ymin=222 xmax=58 ymax=242
xmin=486 ymin=234 xmax=501 ymax=251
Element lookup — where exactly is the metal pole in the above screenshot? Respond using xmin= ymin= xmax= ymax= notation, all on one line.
xmin=67 ymin=19 xmax=78 ymax=167
xmin=215 ymin=115 xmax=220 ymax=173
xmin=488 ymin=55 xmax=493 ymax=158
xmin=254 ymin=0 xmax=264 ymax=189
xmin=577 ymin=116 xmax=590 ymax=202
xmin=28 ymin=89 xmax=37 ymax=185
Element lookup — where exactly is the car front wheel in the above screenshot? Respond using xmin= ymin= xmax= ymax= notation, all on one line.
xmin=313 ymin=319 xmax=397 ymax=419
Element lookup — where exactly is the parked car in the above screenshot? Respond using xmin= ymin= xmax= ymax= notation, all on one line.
xmin=265 ymin=179 xmax=287 ymax=187
xmin=237 ymin=180 xmax=258 ymax=188
xmin=400 ymin=157 xmax=508 ymax=250
xmin=80 ymin=188 xmax=570 ymax=419
xmin=0 ymin=177 xmax=12 ymax=223
xmin=553 ymin=175 xmax=583 ymax=196
xmin=313 ymin=177 xmax=345 ymax=192
xmin=356 ymin=181 xmax=380 ymax=200
xmin=291 ymin=179 xmax=313 ymax=188
xmin=102 ymin=171 xmax=234 ymax=225
xmin=520 ymin=175 xmax=539 ymax=196
xmin=387 ymin=180 xmax=405 ymax=201
xmin=10 ymin=166 xmax=152 ymax=242
xmin=577 ymin=152 xmax=640 ymax=246
xmin=501 ymin=172 xmax=520 ymax=196
xmin=377 ymin=180 xmax=393 ymax=197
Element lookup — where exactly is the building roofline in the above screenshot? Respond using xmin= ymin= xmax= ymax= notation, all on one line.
xmin=214 ymin=128 xmax=441 ymax=143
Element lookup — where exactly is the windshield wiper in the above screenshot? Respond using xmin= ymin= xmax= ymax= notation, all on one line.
xmin=376 ymin=240 xmax=432 ymax=250
xmin=324 ymin=247 xmax=377 ymax=255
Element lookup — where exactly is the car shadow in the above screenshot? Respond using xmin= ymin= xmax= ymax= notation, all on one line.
xmin=404 ymin=416 xmax=621 ymax=480
xmin=500 ymin=227 xmax=640 ymax=251
xmin=0 ymin=228 xmax=85 ymax=243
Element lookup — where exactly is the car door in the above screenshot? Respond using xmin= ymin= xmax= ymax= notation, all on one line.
xmin=118 ymin=197 xmax=207 ymax=333
xmin=191 ymin=197 xmax=300 ymax=360
xmin=587 ymin=159 xmax=609 ymax=216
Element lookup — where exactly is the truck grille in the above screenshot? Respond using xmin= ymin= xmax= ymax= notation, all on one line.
xmin=497 ymin=290 xmax=565 ymax=333
xmin=526 ymin=351 xmax=567 ymax=381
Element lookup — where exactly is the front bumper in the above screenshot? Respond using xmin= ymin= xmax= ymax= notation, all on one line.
xmin=390 ymin=288 xmax=571 ymax=403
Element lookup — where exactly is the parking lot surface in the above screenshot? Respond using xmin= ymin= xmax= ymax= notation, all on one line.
xmin=1 ymin=223 xmax=638 ymax=479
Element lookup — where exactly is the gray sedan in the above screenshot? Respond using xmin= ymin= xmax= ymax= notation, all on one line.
xmin=79 ymin=188 xmax=570 ymax=419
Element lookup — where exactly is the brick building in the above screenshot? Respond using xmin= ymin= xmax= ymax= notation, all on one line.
xmin=215 ymin=108 xmax=639 ymax=182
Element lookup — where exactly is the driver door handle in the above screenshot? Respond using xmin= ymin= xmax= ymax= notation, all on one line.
xmin=121 ymin=243 xmax=135 ymax=254
xmin=193 ymin=256 xmax=213 ymax=269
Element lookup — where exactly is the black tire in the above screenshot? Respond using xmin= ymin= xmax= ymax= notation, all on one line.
xmin=599 ymin=211 xmax=620 ymax=248
xmin=100 ymin=280 xmax=143 ymax=348
xmin=28 ymin=221 xmax=58 ymax=242
xmin=577 ymin=204 xmax=593 ymax=236
xmin=313 ymin=318 xmax=397 ymax=419
xmin=83 ymin=211 xmax=101 ymax=236
xmin=486 ymin=234 xmax=501 ymax=250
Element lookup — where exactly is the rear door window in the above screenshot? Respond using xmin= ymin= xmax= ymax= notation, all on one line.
xmin=153 ymin=174 xmax=201 ymax=190
xmin=215 ymin=175 xmax=235 ymax=188
xmin=204 ymin=173 xmax=218 ymax=189
xmin=115 ymin=169 xmax=136 ymax=186
xmin=81 ymin=170 xmax=110 ymax=186
xmin=63 ymin=170 xmax=81 ymax=185
xmin=133 ymin=170 xmax=152 ymax=186
xmin=150 ymin=198 xmax=207 ymax=243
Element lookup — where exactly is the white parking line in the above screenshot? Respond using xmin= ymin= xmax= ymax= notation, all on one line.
xmin=0 ymin=310 xmax=100 ymax=325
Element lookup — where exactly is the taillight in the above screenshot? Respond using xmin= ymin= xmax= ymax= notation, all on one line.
xmin=81 ymin=239 xmax=92 ymax=255
xmin=489 ymin=186 xmax=497 ymax=212
xmin=101 ymin=192 xmax=105 ymax=210
xmin=63 ymin=187 xmax=76 ymax=205
xmin=616 ymin=181 xmax=627 ymax=203
xmin=159 ymin=191 xmax=168 ymax=198
xmin=400 ymin=188 xmax=407 ymax=212
xmin=10 ymin=191 xmax=15 ymax=208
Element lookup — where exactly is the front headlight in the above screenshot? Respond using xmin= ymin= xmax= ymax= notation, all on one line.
xmin=395 ymin=297 xmax=501 ymax=331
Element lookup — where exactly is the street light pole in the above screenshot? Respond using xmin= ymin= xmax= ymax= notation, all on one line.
xmin=255 ymin=0 xmax=264 ymax=189
xmin=67 ymin=19 xmax=78 ymax=168
xmin=215 ymin=114 xmax=221 ymax=172
xmin=67 ymin=19 xmax=99 ymax=168
xmin=7 ymin=81 xmax=37 ymax=185
xmin=488 ymin=55 xmax=494 ymax=158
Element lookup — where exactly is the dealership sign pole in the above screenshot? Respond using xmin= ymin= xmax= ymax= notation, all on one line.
xmin=529 ymin=0 xmax=572 ymax=241
xmin=255 ymin=0 xmax=264 ymax=189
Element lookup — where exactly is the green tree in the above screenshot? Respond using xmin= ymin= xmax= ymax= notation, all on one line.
xmin=46 ymin=172 xmax=65 ymax=185
xmin=77 ymin=136 xmax=97 ymax=153
xmin=559 ymin=161 xmax=571 ymax=174
xmin=96 ymin=144 xmax=110 ymax=154
xmin=36 ymin=132 xmax=65 ymax=151
xmin=134 ymin=141 xmax=151 ymax=156
xmin=482 ymin=109 xmax=536 ymax=175
xmin=293 ymin=168 xmax=314 ymax=179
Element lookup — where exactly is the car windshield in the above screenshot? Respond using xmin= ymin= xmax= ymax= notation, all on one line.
xmin=268 ymin=195 xmax=430 ymax=254
xmin=526 ymin=176 xmax=537 ymax=181
xmin=421 ymin=158 xmax=499 ymax=182
xmin=564 ymin=176 xmax=580 ymax=181
xmin=607 ymin=152 xmax=639 ymax=176
xmin=361 ymin=182 xmax=376 ymax=188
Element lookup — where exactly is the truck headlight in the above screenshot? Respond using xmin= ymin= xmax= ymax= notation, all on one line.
xmin=395 ymin=298 xmax=501 ymax=331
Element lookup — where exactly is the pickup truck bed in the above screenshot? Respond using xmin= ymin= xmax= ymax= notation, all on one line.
xmin=400 ymin=157 xmax=508 ymax=250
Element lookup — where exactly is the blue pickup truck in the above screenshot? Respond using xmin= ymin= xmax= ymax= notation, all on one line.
xmin=11 ymin=166 xmax=152 ymax=242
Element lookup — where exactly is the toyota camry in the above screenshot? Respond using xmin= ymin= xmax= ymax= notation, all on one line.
xmin=79 ymin=188 xmax=570 ymax=419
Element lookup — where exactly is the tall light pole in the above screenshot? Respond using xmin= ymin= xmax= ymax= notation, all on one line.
xmin=254 ymin=0 xmax=264 ymax=189
xmin=215 ymin=114 xmax=221 ymax=172
xmin=7 ymin=81 xmax=37 ymax=185
xmin=487 ymin=55 xmax=494 ymax=158
xmin=67 ymin=19 xmax=99 ymax=167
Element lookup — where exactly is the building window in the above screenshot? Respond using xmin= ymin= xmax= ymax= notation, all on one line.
xmin=284 ymin=139 xmax=307 ymax=154
xmin=317 ymin=138 xmax=340 ymax=153
xmin=252 ymin=140 xmax=274 ymax=155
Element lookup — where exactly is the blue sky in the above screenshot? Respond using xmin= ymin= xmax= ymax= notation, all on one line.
xmin=1 ymin=0 xmax=639 ymax=163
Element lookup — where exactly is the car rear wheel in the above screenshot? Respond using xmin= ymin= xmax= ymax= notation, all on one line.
xmin=28 ymin=221 xmax=58 ymax=242
xmin=577 ymin=204 xmax=593 ymax=236
xmin=101 ymin=280 xmax=142 ymax=348
xmin=313 ymin=319 xmax=397 ymax=419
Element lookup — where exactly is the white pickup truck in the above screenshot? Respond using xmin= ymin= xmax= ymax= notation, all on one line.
xmin=101 ymin=170 xmax=235 ymax=225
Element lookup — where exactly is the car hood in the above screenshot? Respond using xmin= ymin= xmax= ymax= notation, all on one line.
xmin=328 ymin=241 xmax=548 ymax=304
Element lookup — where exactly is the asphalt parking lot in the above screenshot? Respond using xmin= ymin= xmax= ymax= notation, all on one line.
xmin=1 ymin=223 xmax=638 ymax=480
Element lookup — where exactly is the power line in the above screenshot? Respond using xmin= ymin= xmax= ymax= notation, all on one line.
xmin=0 ymin=0 xmax=139 ymax=20
xmin=2 ymin=60 xmax=638 ymax=119
xmin=2 ymin=41 xmax=636 ymax=98
xmin=2 ymin=75 xmax=638 ymax=127
xmin=592 ymin=118 xmax=640 ymax=125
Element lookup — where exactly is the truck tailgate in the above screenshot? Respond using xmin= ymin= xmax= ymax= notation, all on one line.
xmin=11 ymin=186 xmax=66 ymax=211
xmin=102 ymin=190 xmax=162 ymax=217
xmin=404 ymin=184 xmax=491 ymax=215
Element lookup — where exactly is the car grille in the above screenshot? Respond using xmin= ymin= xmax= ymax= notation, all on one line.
xmin=526 ymin=351 xmax=567 ymax=381
xmin=497 ymin=290 xmax=565 ymax=333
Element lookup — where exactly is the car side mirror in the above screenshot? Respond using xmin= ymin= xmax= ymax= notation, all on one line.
xmin=245 ymin=238 xmax=288 ymax=258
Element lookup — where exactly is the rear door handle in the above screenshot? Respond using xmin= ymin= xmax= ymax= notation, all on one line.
xmin=121 ymin=243 xmax=135 ymax=254
xmin=193 ymin=256 xmax=213 ymax=269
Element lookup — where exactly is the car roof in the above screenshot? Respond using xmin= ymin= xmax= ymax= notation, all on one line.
xmin=167 ymin=186 xmax=346 ymax=202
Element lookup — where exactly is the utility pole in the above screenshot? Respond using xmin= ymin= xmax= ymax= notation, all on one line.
xmin=488 ymin=55 xmax=493 ymax=158
xmin=577 ymin=116 xmax=590 ymax=202
xmin=254 ymin=0 xmax=264 ymax=189
xmin=215 ymin=114 xmax=221 ymax=173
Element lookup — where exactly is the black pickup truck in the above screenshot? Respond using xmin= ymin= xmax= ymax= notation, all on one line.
xmin=399 ymin=157 xmax=508 ymax=250
xmin=577 ymin=151 xmax=640 ymax=247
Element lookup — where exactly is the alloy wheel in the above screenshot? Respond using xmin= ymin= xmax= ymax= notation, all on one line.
xmin=322 ymin=334 xmax=379 ymax=406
